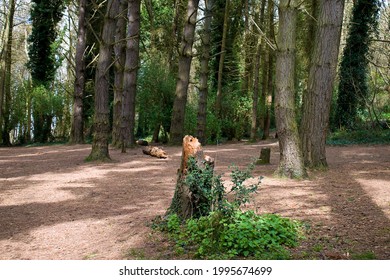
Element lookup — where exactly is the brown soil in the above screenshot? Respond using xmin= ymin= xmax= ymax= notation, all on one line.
xmin=0 ymin=140 xmax=389 ymax=260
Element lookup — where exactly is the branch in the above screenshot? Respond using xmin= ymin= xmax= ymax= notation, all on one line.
xmin=249 ymin=17 xmax=276 ymax=51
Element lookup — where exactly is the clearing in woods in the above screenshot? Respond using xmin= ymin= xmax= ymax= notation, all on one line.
xmin=0 ymin=140 xmax=389 ymax=259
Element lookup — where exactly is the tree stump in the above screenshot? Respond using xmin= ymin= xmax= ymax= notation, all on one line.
xmin=168 ymin=135 xmax=214 ymax=220
xmin=256 ymin=147 xmax=271 ymax=165
xmin=142 ymin=146 xmax=168 ymax=158
xmin=136 ymin=139 xmax=149 ymax=146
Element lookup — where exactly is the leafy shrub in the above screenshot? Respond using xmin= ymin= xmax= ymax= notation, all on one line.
xmin=156 ymin=161 xmax=303 ymax=259
xmin=168 ymin=210 xmax=302 ymax=259
xmin=327 ymin=129 xmax=390 ymax=145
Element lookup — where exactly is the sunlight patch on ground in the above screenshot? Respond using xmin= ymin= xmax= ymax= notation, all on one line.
xmin=0 ymin=182 xmax=94 ymax=206
xmin=252 ymin=177 xmax=333 ymax=221
xmin=24 ymin=219 xmax=117 ymax=259
xmin=356 ymin=178 xmax=390 ymax=219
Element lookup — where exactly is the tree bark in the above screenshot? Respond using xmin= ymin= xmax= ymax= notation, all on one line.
xmin=70 ymin=0 xmax=87 ymax=145
xmin=86 ymin=0 xmax=119 ymax=161
xmin=112 ymin=0 xmax=128 ymax=148
xmin=215 ymin=0 xmax=229 ymax=117
xmin=197 ymin=0 xmax=213 ymax=145
xmin=300 ymin=0 xmax=344 ymax=168
xmin=122 ymin=0 xmax=141 ymax=150
xmin=142 ymin=146 xmax=168 ymax=159
xmin=169 ymin=0 xmax=199 ymax=145
xmin=262 ymin=0 xmax=275 ymax=140
xmin=250 ymin=0 xmax=266 ymax=141
xmin=274 ymin=0 xmax=307 ymax=178
xmin=0 ymin=0 xmax=15 ymax=146
xmin=168 ymin=135 xmax=214 ymax=220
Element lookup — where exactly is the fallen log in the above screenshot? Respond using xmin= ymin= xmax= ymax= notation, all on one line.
xmin=136 ymin=139 xmax=149 ymax=146
xmin=142 ymin=146 xmax=168 ymax=159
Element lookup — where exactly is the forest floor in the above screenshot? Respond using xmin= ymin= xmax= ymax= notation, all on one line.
xmin=0 ymin=139 xmax=389 ymax=260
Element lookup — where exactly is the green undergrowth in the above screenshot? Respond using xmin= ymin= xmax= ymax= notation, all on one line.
xmin=327 ymin=129 xmax=390 ymax=146
xmin=154 ymin=159 xmax=304 ymax=260
xmin=157 ymin=210 xmax=303 ymax=260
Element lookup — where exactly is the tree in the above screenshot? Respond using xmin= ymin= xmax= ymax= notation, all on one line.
xmin=86 ymin=0 xmax=119 ymax=161
xmin=28 ymin=0 xmax=65 ymax=143
xmin=262 ymin=0 xmax=275 ymax=140
xmin=274 ymin=0 xmax=307 ymax=178
xmin=250 ymin=0 xmax=266 ymax=142
xmin=215 ymin=0 xmax=229 ymax=117
xmin=197 ymin=0 xmax=213 ymax=145
xmin=300 ymin=0 xmax=345 ymax=168
xmin=70 ymin=0 xmax=87 ymax=144
xmin=0 ymin=0 xmax=16 ymax=145
xmin=111 ymin=0 xmax=128 ymax=148
xmin=122 ymin=0 xmax=141 ymax=150
xmin=335 ymin=0 xmax=380 ymax=129
xmin=169 ymin=0 xmax=199 ymax=145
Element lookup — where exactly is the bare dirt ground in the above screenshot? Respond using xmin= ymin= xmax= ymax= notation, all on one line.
xmin=0 ymin=140 xmax=389 ymax=260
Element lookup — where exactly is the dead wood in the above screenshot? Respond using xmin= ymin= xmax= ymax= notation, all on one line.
xmin=142 ymin=146 xmax=168 ymax=159
xmin=168 ymin=135 xmax=214 ymax=220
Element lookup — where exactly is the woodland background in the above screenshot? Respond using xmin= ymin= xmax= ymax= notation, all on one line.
xmin=0 ymin=0 xmax=389 ymax=176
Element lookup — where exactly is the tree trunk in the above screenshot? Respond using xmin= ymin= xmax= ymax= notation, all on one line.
xmin=215 ymin=0 xmax=229 ymax=117
xmin=70 ymin=0 xmax=87 ymax=145
xmin=122 ymin=0 xmax=141 ymax=150
xmin=142 ymin=146 xmax=168 ymax=159
xmin=168 ymin=135 xmax=214 ymax=220
xmin=86 ymin=0 xmax=119 ymax=161
xmin=169 ymin=0 xmax=185 ymax=72
xmin=112 ymin=0 xmax=128 ymax=148
xmin=197 ymin=0 xmax=213 ymax=145
xmin=250 ymin=0 xmax=266 ymax=142
xmin=300 ymin=0 xmax=344 ymax=168
xmin=262 ymin=0 xmax=275 ymax=140
xmin=251 ymin=41 xmax=262 ymax=141
xmin=169 ymin=0 xmax=199 ymax=145
xmin=274 ymin=0 xmax=307 ymax=178
xmin=0 ymin=0 xmax=15 ymax=145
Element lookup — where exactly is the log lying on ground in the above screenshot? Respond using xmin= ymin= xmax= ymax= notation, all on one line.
xmin=136 ymin=139 xmax=149 ymax=146
xmin=142 ymin=146 xmax=168 ymax=158
xmin=168 ymin=135 xmax=214 ymax=220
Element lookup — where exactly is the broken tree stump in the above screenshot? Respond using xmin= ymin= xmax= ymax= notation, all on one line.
xmin=256 ymin=147 xmax=271 ymax=165
xmin=142 ymin=146 xmax=168 ymax=159
xmin=168 ymin=135 xmax=214 ymax=220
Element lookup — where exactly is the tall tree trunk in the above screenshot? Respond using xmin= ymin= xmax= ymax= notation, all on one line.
xmin=197 ymin=0 xmax=213 ymax=145
xmin=274 ymin=0 xmax=307 ymax=178
xmin=70 ymin=0 xmax=87 ymax=144
xmin=169 ymin=0 xmax=185 ymax=72
xmin=122 ymin=0 xmax=141 ymax=151
xmin=86 ymin=0 xmax=119 ymax=161
xmin=250 ymin=0 xmax=266 ymax=142
xmin=215 ymin=0 xmax=229 ymax=117
xmin=112 ymin=0 xmax=128 ymax=148
xmin=262 ymin=0 xmax=275 ymax=140
xmin=300 ymin=0 xmax=345 ymax=168
xmin=0 ymin=0 xmax=15 ymax=146
xmin=169 ymin=0 xmax=199 ymax=145
xmin=250 ymin=41 xmax=262 ymax=141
